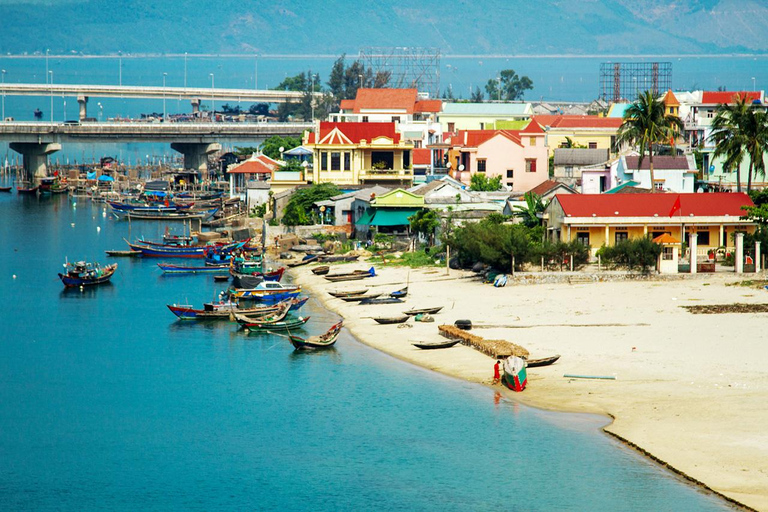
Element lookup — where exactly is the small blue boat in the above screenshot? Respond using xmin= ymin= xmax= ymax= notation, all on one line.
xmin=58 ymin=261 xmax=117 ymax=288
xmin=158 ymin=263 xmax=230 ymax=274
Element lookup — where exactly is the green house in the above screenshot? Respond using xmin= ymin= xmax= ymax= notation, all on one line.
xmin=356 ymin=188 xmax=425 ymax=237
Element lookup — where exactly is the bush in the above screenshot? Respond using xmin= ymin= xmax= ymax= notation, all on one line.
xmin=597 ymin=237 xmax=661 ymax=273
xmin=282 ymin=183 xmax=340 ymax=226
xmin=251 ymin=203 xmax=267 ymax=218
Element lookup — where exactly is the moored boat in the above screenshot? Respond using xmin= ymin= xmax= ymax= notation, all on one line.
xmin=373 ymin=316 xmax=409 ymax=325
xmin=231 ymin=281 xmax=301 ymax=302
xmin=17 ymin=184 xmax=39 ymax=195
xmin=411 ymin=340 xmax=461 ymax=350
xmin=389 ymin=286 xmax=408 ymax=298
xmin=324 ymin=267 xmax=376 ymax=282
xmin=404 ymin=306 xmax=443 ymax=316
xmin=125 ymin=238 xmax=207 ymax=258
xmin=359 ymin=297 xmax=403 ymax=306
xmin=158 ymin=262 xmax=230 ymax=274
xmin=311 ymin=265 xmax=330 ymax=275
xmin=58 ymin=261 xmax=117 ymax=287
xmin=0 ymin=186 xmax=12 ymax=192
xmin=289 ymin=321 xmax=343 ymax=350
xmin=240 ymin=316 xmax=311 ymax=332
xmin=525 ymin=355 xmax=561 ymax=368
xmin=287 ymin=254 xmax=319 ymax=267
xmin=105 ymin=250 xmax=141 ymax=257
xmin=502 ymin=356 xmax=528 ymax=392
xmin=328 ymin=289 xmax=368 ymax=298
xmin=340 ymin=293 xmax=381 ymax=303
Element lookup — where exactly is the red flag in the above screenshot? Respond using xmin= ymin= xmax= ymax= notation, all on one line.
xmin=668 ymin=195 xmax=681 ymax=217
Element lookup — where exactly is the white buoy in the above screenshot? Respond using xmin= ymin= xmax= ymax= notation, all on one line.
xmin=97 ymin=226 xmax=101 ymax=233
xmin=71 ymin=223 xmax=75 ymax=228
xmin=72 ymin=202 xmax=77 ymax=207
xmin=12 ymin=275 xmax=16 ymax=279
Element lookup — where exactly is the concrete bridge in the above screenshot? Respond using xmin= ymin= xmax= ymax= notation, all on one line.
xmin=0 ymin=83 xmax=318 ymax=121
xmin=0 ymin=121 xmax=313 ymax=182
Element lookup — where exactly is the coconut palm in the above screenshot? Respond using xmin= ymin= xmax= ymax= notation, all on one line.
xmin=617 ymin=91 xmax=684 ymax=193
xmin=709 ymin=96 xmax=750 ymax=192
xmin=742 ymin=107 xmax=768 ymax=192
xmin=513 ymin=191 xmax=546 ymax=228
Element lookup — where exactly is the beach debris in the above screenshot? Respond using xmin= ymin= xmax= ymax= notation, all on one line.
xmin=682 ymin=303 xmax=768 ymax=314
xmin=438 ymin=324 xmax=529 ymax=359
xmin=397 ymin=323 xmax=412 ymax=329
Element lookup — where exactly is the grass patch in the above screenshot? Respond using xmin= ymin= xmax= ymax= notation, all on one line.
xmin=369 ymin=250 xmax=442 ymax=268
xmin=682 ymin=303 xmax=768 ymax=314
xmin=726 ymin=280 xmax=768 ymax=289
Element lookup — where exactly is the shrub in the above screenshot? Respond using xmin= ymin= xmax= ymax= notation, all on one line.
xmin=597 ymin=237 xmax=661 ymax=273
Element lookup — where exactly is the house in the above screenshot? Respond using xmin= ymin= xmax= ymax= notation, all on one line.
xmin=304 ymin=122 xmax=415 ymax=187
xmin=545 ymin=192 xmax=756 ymax=259
xmin=410 ymin=177 xmax=475 ymax=205
xmin=616 ymin=155 xmax=697 ymax=193
xmin=317 ymin=185 xmax=391 ymax=227
xmin=329 ymin=88 xmax=443 ymax=149
xmin=532 ymin=115 xmax=624 ymax=157
xmin=553 ymin=148 xmax=610 ymax=187
xmin=527 ymin=179 xmax=578 ymax=202
xmin=442 ymin=122 xmax=548 ymax=192
xmin=438 ymin=102 xmax=533 ymax=132
xmin=355 ymin=188 xmax=425 ymax=239
xmin=245 ymin=181 xmax=271 ymax=211
xmin=227 ymin=153 xmax=280 ymax=199
xmin=412 ymin=148 xmax=432 ymax=183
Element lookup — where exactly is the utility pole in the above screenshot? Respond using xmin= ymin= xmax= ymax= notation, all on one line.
xmin=49 ymin=70 xmax=53 ymax=122
xmin=163 ymin=72 xmax=168 ymax=121
xmin=209 ymin=73 xmax=215 ymax=121
xmin=184 ymin=52 xmax=188 ymax=89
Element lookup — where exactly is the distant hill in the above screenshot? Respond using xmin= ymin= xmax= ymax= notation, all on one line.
xmin=2 ymin=0 xmax=767 ymax=55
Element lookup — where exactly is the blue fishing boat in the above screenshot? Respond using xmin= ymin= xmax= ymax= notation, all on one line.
xmin=125 ymin=238 xmax=207 ymax=258
xmin=58 ymin=261 xmax=117 ymax=288
xmin=158 ymin=263 xmax=230 ymax=274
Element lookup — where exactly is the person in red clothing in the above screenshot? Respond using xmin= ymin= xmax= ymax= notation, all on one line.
xmin=493 ymin=360 xmax=501 ymax=384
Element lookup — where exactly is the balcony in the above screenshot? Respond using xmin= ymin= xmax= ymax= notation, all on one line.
xmin=359 ymin=168 xmax=414 ymax=181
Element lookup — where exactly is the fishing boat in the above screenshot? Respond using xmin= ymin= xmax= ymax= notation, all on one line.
xmin=373 ymin=316 xmax=409 ymax=325
xmin=125 ymin=238 xmax=207 ymax=258
xmin=411 ymin=340 xmax=461 ymax=350
xmin=239 ymin=316 xmax=311 ymax=332
xmin=359 ymin=297 xmax=403 ymax=306
xmin=287 ymin=254 xmax=319 ymax=267
xmin=105 ymin=250 xmax=141 ymax=257
xmin=289 ymin=321 xmax=343 ymax=350
xmin=0 ymin=186 xmax=12 ymax=192
xmin=389 ymin=286 xmax=408 ymax=298
xmin=340 ymin=293 xmax=382 ymax=303
xmin=213 ymin=275 xmax=230 ymax=282
xmin=116 ymin=207 xmax=219 ymax=221
xmin=328 ymin=289 xmax=368 ymax=298
xmin=230 ymin=262 xmax=285 ymax=282
xmin=502 ymin=356 xmax=528 ymax=392
xmin=58 ymin=261 xmax=117 ymax=287
xmin=318 ymin=255 xmax=359 ymax=263
xmin=311 ymin=265 xmax=330 ymax=275
xmin=158 ymin=262 xmax=230 ymax=274
xmin=324 ymin=267 xmax=376 ymax=282
xmin=17 ymin=184 xmax=39 ymax=195
xmin=167 ymin=302 xmax=281 ymax=320
xmin=404 ymin=306 xmax=443 ymax=316
xmin=525 ymin=355 xmax=561 ymax=368
xmin=233 ymin=303 xmax=291 ymax=327
xmin=231 ymin=281 xmax=301 ymax=302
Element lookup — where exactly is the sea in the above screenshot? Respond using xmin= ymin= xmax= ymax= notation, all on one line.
xmin=0 ymin=53 xmax=766 ymax=164
xmin=0 ymin=188 xmax=736 ymax=509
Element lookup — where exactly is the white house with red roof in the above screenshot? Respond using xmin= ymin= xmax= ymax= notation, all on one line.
xmin=303 ymin=122 xmax=415 ymax=186
xmin=532 ymin=115 xmax=624 ymax=157
xmin=442 ymin=121 xmax=548 ymax=192
xmin=226 ymin=152 xmax=280 ymax=199
xmin=546 ymin=192 xmax=756 ymax=261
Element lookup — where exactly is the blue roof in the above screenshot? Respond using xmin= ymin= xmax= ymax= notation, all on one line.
xmin=608 ymin=103 xmax=630 ymax=118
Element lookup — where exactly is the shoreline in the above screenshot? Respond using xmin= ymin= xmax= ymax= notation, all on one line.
xmin=290 ymin=262 xmax=768 ymax=511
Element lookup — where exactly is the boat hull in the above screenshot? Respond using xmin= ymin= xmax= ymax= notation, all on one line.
xmin=502 ymin=356 xmax=528 ymax=392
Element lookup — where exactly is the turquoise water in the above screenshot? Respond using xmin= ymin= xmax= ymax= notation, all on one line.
xmin=0 ymin=192 xmax=734 ymax=511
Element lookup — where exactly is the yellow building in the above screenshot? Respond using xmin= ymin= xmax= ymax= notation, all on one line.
xmin=304 ymin=122 xmax=415 ymax=186
xmin=546 ymin=193 xmax=757 ymax=260
xmin=533 ymin=115 xmax=624 ymax=157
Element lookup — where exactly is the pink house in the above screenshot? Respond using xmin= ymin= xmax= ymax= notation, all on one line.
xmin=443 ymin=122 xmax=548 ymax=192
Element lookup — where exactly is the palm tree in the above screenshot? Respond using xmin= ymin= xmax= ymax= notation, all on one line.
xmin=709 ymin=96 xmax=750 ymax=192
xmin=745 ymin=109 xmax=768 ymax=192
xmin=617 ymin=91 xmax=684 ymax=193
xmin=513 ymin=192 xmax=546 ymax=228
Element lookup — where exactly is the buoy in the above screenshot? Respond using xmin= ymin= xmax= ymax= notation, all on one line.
xmin=12 ymin=275 xmax=16 ymax=279
xmin=71 ymin=223 xmax=75 ymax=228
xmin=97 ymin=226 xmax=101 ymax=233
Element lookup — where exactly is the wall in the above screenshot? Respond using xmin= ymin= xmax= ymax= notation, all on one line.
xmin=581 ymin=170 xmax=611 ymax=193
xmin=545 ymin=130 xmax=617 ymax=157
xmin=472 ymin=133 xmax=548 ymax=192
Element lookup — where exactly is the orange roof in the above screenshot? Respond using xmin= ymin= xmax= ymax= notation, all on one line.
xmin=353 ymin=88 xmax=418 ymax=114
xmin=448 ymin=130 xmax=522 ymax=148
xmin=529 ymin=180 xmax=562 ymax=196
xmin=701 ymin=91 xmax=761 ymax=105
xmin=652 ymin=233 xmax=680 ymax=244
xmin=662 ymin=89 xmax=680 ymax=107
xmin=531 ymin=115 xmax=622 ymax=129
xmin=412 ymin=148 xmax=431 ymax=165
xmin=307 ymin=122 xmax=401 ymax=145
xmin=228 ymin=154 xmax=279 ymax=174
xmin=414 ymin=99 xmax=443 ymax=113
xmin=340 ymin=99 xmax=355 ymax=110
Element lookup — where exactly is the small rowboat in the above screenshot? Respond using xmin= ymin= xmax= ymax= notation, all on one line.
xmin=0 ymin=186 xmax=12 ymax=192
xmin=389 ymin=286 xmax=408 ymax=298
xmin=404 ymin=306 xmax=443 ymax=316
xmin=158 ymin=262 xmax=230 ymax=274
xmin=287 ymin=255 xmax=319 ymax=267
xmin=328 ymin=289 xmax=367 ymax=298
xmin=167 ymin=302 xmax=281 ymax=320
xmin=311 ymin=265 xmax=330 ymax=275
xmin=105 ymin=250 xmax=141 ymax=257
xmin=525 ymin=355 xmax=561 ymax=368
xmin=324 ymin=267 xmax=376 ymax=282
xmin=241 ymin=316 xmax=311 ymax=331
xmin=373 ymin=316 xmax=409 ymax=325
xmin=318 ymin=255 xmax=359 ymax=263
xmin=234 ymin=303 xmax=291 ymax=327
xmin=213 ymin=275 xmax=230 ymax=282
xmin=17 ymin=185 xmax=39 ymax=195
xmin=359 ymin=297 xmax=403 ymax=306
xmin=289 ymin=321 xmax=343 ymax=350
xmin=411 ymin=340 xmax=460 ymax=350
xmin=502 ymin=356 xmax=528 ymax=392
xmin=340 ymin=293 xmax=381 ymax=303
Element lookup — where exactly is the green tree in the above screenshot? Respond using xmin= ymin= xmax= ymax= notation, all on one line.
xmin=469 ymin=173 xmax=502 ymax=191
xmin=328 ymin=55 xmax=346 ymax=98
xmin=259 ymin=135 xmax=301 ymax=160
xmin=513 ymin=192 xmax=546 ymax=228
xmin=409 ymin=209 xmax=440 ymax=245
xmin=233 ymin=146 xmax=260 ymax=157
xmin=248 ymin=103 xmax=270 ymax=116
xmin=596 ymin=237 xmax=661 ymax=273
xmin=281 ymin=183 xmax=341 ymax=226
xmin=471 ymin=87 xmax=484 ymax=102
xmin=617 ymin=90 xmax=684 ymax=193
xmin=485 ymin=69 xmax=534 ymax=101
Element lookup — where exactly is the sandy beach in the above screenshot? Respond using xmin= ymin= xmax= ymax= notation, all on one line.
xmin=292 ymin=262 xmax=768 ymax=511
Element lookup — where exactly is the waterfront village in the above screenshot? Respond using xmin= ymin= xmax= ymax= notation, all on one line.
xmin=6 ymin=78 xmax=768 ymax=510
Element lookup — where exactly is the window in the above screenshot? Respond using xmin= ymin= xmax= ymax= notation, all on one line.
xmin=447 ymin=122 xmax=455 ymax=132
xmin=615 ymin=231 xmax=628 ymax=244
xmin=654 ymin=181 xmax=664 ymax=191
xmin=697 ymin=231 xmax=711 ymax=245
xmin=662 ymin=247 xmax=674 ymax=260
xmin=506 ymin=169 xmax=514 ymax=178
xmin=706 ymin=110 xmax=714 ymax=119
xmin=525 ymin=159 xmax=537 ymax=173
xmin=392 ymin=116 xmax=400 ymax=123
xmin=565 ymin=166 xmax=574 ymax=178
xmin=479 ymin=123 xmax=485 ymax=130
xmin=529 ymin=137 xmax=537 ymax=146
xmin=588 ymin=142 xmax=598 ymax=149
xmin=320 ymin=151 xmax=328 ymax=171
xmin=331 ymin=152 xmax=341 ymax=171
xmin=362 ymin=116 xmax=369 ymax=122
xmin=371 ymin=151 xmax=394 ymax=170
xmin=610 ymin=135 xmax=617 ymax=152
xmin=477 ymin=159 xmax=487 ymax=173
xmin=344 ymin=152 xmax=351 ymax=171
xmin=403 ymin=150 xmax=411 ymax=169
xmin=576 ymin=232 xmax=590 ymax=247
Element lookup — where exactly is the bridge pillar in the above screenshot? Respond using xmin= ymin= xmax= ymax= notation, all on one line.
xmin=171 ymin=142 xmax=221 ymax=173
xmin=9 ymin=142 xmax=62 ymax=183
xmin=191 ymin=98 xmax=201 ymax=117
xmin=77 ymin=95 xmax=88 ymax=122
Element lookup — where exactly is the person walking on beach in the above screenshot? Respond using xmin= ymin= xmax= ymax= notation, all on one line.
xmin=493 ymin=360 xmax=501 ymax=385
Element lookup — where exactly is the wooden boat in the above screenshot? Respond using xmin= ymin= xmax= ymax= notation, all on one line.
xmin=213 ymin=275 xmax=230 ymax=282
xmin=287 ymin=255 xmax=319 ymax=267
xmin=289 ymin=321 xmax=343 ymax=350
xmin=373 ymin=316 xmax=409 ymax=325
xmin=411 ymin=340 xmax=461 ymax=350
xmin=240 ymin=316 xmax=311 ymax=331
xmin=359 ymin=297 xmax=403 ymax=306
xmin=231 ymin=281 xmax=301 ymax=302
xmin=318 ymin=255 xmax=359 ymax=263
xmin=502 ymin=356 xmax=528 ymax=392
xmin=105 ymin=250 xmax=141 ymax=257
xmin=525 ymin=355 xmax=561 ymax=368
xmin=389 ymin=286 xmax=408 ymax=298
xmin=340 ymin=293 xmax=381 ymax=303
xmin=17 ymin=185 xmax=39 ymax=195
xmin=324 ymin=267 xmax=376 ymax=282
xmin=404 ymin=306 xmax=443 ymax=316
xmin=158 ymin=262 xmax=230 ymax=274
xmin=58 ymin=261 xmax=117 ymax=287
xmin=311 ymin=265 xmax=330 ymax=275
xmin=117 ymin=207 xmax=219 ymax=221
xmin=167 ymin=302 xmax=281 ymax=320
xmin=0 ymin=186 xmax=12 ymax=192
xmin=125 ymin=238 xmax=206 ymax=258
xmin=328 ymin=289 xmax=367 ymax=298
xmin=234 ymin=303 xmax=291 ymax=326
xmin=230 ymin=265 xmax=285 ymax=282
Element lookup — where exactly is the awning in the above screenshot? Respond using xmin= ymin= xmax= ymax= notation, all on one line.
xmin=356 ymin=209 xmax=375 ymax=226
xmin=369 ymin=208 xmax=421 ymax=227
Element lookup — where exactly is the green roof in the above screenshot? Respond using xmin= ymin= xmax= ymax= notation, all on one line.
xmin=356 ymin=209 xmax=376 ymax=225
xmin=604 ymin=181 xmax=640 ymax=194
xmin=368 ymin=208 xmax=421 ymax=227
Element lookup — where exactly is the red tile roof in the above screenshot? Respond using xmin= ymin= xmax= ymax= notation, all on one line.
xmin=555 ymin=192 xmax=753 ymax=218
xmin=529 ymin=180 xmax=562 ymax=196
xmin=353 ymin=88 xmax=418 ymax=114
xmin=308 ymin=122 xmax=401 ymax=145
xmin=228 ymin=154 xmax=280 ymax=174
xmin=412 ymin=148 xmax=431 ymax=165
xmin=701 ymin=91 xmax=761 ymax=105
xmin=414 ymin=99 xmax=443 ymax=113
xmin=340 ymin=99 xmax=355 ymax=110
xmin=448 ymin=130 xmax=522 ymax=147
xmin=532 ymin=115 xmax=623 ymax=129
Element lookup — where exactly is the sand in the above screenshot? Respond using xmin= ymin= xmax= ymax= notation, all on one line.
xmin=291 ymin=263 xmax=768 ymax=511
